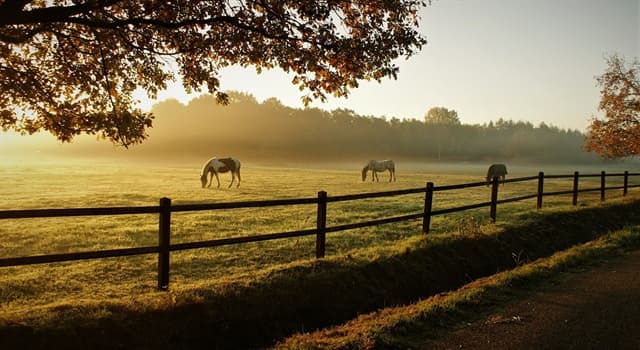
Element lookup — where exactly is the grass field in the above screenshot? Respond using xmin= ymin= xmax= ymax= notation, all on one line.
xmin=0 ymin=158 xmax=636 ymax=323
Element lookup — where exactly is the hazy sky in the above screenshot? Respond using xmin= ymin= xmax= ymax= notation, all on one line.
xmin=136 ymin=0 xmax=639 ymax=132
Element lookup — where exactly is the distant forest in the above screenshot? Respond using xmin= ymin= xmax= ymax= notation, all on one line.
xmin=44 ymin=92 xmax=603 ymax=164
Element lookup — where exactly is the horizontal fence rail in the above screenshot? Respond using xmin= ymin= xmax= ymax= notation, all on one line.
xmin=327 ymin=187 xmax=426 ymax=202
xmin=0 ymin=206 xmax=159 ymax=219
xmin=171 ymin=197 xmax=319 ymax=212
xmin=1 ymin=170 xmax=639 ymax=290
xmin=170 ymin=229 xmax=319 ymax=252
xmin=326 ymin=212 xmax=425 ymax=233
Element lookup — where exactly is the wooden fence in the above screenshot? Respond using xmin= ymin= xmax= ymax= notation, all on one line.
xmin=1 ymin=170 xmax=638 ymax=290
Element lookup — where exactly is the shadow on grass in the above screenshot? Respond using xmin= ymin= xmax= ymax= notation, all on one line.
xmin=2 ymin=200 xmax=639 ymax=350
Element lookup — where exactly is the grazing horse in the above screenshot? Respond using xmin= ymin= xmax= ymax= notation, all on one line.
xmin=200 ymin=157 xmax=241 ymax=188
xmin=486 ymin=163 xmax=507 ymax=186
xmin=362 ymin=160 xmax=396 ymax=182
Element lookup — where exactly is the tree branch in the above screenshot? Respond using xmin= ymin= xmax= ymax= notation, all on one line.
xmin=0 ymin=2 xmax=320 ymax=47
xmin=0 ymin=0 xmax=32 ymax=14
xmin=0 ymin=0 xmax=123 ymax=25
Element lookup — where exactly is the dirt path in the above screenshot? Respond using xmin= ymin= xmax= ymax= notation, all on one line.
xmin=420 ymin=250 xmax=640 ymax=350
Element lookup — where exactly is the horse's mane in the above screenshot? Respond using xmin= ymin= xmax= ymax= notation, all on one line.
xmin=200 ymin=157 xmax=216 ymax=176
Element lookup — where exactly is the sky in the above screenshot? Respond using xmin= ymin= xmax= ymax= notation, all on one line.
xmin=136 ymin=0 xmax=640 ymax=132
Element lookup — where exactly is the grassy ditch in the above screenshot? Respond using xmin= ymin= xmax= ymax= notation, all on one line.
xmin=275 ymin=224 xmax=640 ymax=350
xmin=1 ymin=197 xmax=639 ymax=349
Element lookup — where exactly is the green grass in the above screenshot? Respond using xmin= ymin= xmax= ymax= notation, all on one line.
xmin=0 ymin=159 xmax=637 ymax=347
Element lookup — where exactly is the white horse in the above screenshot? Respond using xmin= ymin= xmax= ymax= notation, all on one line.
xmin=200 ymin=157 xmax=241 ymax=188
xmin=362 ymin=160 xmax=396 ymax=182
xmin=486 ymin=163 xmax=507 ymax=186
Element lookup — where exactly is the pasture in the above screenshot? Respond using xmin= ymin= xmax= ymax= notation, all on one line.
xmin=0 ymin=158 xmax=634 ymax=322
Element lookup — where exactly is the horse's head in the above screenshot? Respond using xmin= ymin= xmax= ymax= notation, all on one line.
xmin=361 ymin=166 xmax=368 ymax=182
xmin=200 ymin=173 xmax=207 ymax=188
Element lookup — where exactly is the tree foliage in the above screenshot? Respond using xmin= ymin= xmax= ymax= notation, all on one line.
xmin=0 ymin=0 xmax=427 ymax=146
xmin=585 ymin=54 xmax=640 ymax=158
xmin=424 ymin=106 xmax=460 ymax=125
xmin=47 ymin=94 xmax=596 ymax=164
xmin=423 ymin=107 xmax=460 ymax=159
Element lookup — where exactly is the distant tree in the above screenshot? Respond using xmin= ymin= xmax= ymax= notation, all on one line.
xmin=585 ymin=54 xmax=640 ymax=158
xmin=0 ymin=1 xmax=427 ymax=146
xmin=424 ymin=107 xmax=460 ymax=125
xmin=261 ymin=97 xmax=287 ymax=111
xmin=225 ymin=91 xmax=259 ymax=105
xmin=423 ymin=107 xmax=460 ymax=159
xmin=494 ymin=118 xmax=513 ymax=130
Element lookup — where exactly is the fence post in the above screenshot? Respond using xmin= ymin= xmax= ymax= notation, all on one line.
xmin=624 ymin=170 xmax=629 ymax=196
xmin=601 ymin=171 xmax=606 ymax=202
xmin=536 ymin=171 xmax=544 ymax=209
xmin=572 ymin=171 xmax=579 ymax=206
xmin=423 ymin=182 xmax=434 ymax=234
xmin=316 ymin=191 xmax=327 ymax=258
xmin=489 ymin=176 xmax=499 ymax=223
xmin=158 ymin=197 xmax=171 ymax=291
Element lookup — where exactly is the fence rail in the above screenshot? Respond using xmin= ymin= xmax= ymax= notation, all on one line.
xmin=1 ymin=170 xmax=639 ymax=290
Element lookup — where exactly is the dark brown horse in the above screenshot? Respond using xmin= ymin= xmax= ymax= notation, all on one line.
xmin=486 ymin=163 xmax=507 ymax=186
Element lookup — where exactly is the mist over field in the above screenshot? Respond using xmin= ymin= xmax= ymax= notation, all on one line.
xmin=1 ymin=92 xmax=619 ymax=167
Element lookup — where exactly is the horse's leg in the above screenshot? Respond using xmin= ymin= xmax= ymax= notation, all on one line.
xmin=388 ymin=169 xmax=392 ymax=182
xmin=228 ymin=172 xmax=235 ymax=188
xmin=236 ymin=169 xmax=241 ymax=188
xmin=207 ymin=172 xmax=213 ymax=187
xmin=214 ymin=172 xmax=221 ymax=188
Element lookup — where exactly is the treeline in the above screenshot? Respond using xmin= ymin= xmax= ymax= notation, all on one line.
xmin=47 ymin=92 xmax=600 ymax=164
